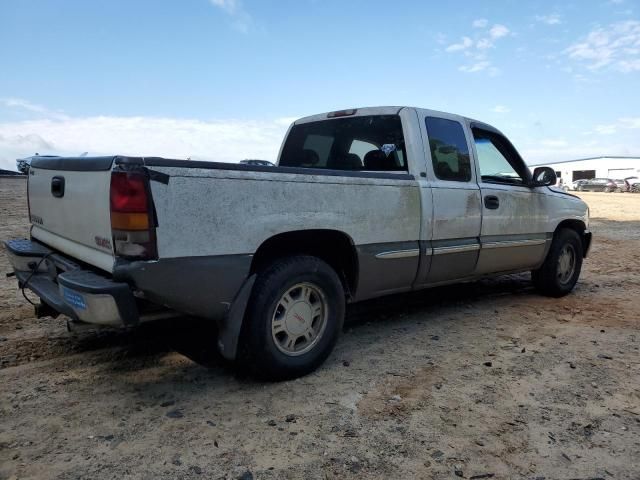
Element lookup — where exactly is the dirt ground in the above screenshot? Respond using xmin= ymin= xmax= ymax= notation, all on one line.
xmin=0 ymin=176 xmax=639 ymax=480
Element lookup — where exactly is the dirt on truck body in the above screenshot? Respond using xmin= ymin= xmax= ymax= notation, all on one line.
xmin=1 ymin=176 xmax=639 ymax=479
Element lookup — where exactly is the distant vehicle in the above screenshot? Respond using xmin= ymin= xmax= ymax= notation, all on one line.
xmin=16 ymin=157 xmax=32 ymax=173
xmin=570 ymin=179 xmax=588 ymax=191
xmin=625 ymin=177 xmax=640 ymax=193
xmin=240 ymin=159 xmax=275 ymax=167
xmin=576 ymin=178 xmax=618 ymax=192
xmin=16 ymin=155 xmax=60 ymax=174
xmin=613 ymin=179 xmax=628 ymax=192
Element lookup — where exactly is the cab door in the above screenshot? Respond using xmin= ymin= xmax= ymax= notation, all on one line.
xmin=415 ymin=112 xmax=482 ymax=285
xmin=470 ymin=126 xmax=549 ymax=274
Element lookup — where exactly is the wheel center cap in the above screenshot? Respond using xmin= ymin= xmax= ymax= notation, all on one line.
xmin=285 ymin=302 xmax=312 ymax=335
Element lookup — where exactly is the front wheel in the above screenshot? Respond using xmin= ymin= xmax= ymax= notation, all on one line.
xmin=238 ymin=255 xmax=345 ymax=380
xmin=532 ymin=228 xmax=583 ymax=297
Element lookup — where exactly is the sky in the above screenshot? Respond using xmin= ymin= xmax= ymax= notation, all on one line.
xmin=1 ymin=0 xmax=639 ymax=171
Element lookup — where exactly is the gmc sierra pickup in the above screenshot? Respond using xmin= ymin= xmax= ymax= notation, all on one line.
xmin=4 ymin=106 xmax=591 ymax=379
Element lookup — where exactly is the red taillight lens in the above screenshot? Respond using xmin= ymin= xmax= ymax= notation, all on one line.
xmin=110 ymin=172 xmax=148 ymax=212
xmin=110 ymin=171 xmax=157 ymax=259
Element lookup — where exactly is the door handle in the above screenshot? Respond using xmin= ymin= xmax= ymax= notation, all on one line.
xmin=484 ymin=195 xmax=499 ymax=209
xmin=51 ymin=176 xmax=65 ymax=198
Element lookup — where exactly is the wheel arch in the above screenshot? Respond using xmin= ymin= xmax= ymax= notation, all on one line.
xmin=250 ymin=229 xmax=359 ymax=299
xmin=554 ymin=219 xmax=591 ymax=258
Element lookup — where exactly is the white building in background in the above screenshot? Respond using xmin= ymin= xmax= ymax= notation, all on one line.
xmin=529 ymin=156 xmax=640 ymax=182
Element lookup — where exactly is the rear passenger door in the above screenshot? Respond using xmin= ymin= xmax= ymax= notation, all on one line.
xmin=416 ymin=113 xmax=482 ymax=285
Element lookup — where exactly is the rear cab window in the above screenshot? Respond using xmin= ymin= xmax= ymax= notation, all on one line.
xmin=279 ymin=115 xmax=407 ymax=172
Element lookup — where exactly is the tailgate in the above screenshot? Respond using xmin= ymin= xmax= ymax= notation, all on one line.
xmin=28 ymin=156 xmax=116 ymax=272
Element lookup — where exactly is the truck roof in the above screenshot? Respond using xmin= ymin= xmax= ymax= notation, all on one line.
xmin=293 ymin=106 xmax=501 ymax=137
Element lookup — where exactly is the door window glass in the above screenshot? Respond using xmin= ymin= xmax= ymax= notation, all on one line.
xmin=473 ymin=130 xmax=526 ymax=185
xmin=425 ymin=117 xmax=472 ymax=182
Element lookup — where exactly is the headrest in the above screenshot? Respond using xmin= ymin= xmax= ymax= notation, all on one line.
xmin=301 ymin=149 xmax=320 ymax=166
xmin=364 ymin=150 xmax=391 ymax=170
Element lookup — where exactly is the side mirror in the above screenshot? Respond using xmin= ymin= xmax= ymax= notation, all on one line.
xmin=531 ymin=166 xmax=556 ymax=187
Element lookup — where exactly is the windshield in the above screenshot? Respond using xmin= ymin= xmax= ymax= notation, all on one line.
xmin=279 ymin=115 xmax=407 ymax=172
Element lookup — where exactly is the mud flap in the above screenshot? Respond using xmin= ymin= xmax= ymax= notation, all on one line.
xmin=217 ymin=274 xmax=256 ymax=360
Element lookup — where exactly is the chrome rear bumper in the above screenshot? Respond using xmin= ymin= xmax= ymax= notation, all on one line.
xmin=4 ymin=238 xmax=138 ymax=326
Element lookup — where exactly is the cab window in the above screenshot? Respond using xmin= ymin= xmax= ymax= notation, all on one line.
xmin=472 ymin=129 xmax=527 ymax=185
xmin=279 ymin=115 xmax=407 ymax=172
xmin=425 ymin=117 xmax=472 ymax=182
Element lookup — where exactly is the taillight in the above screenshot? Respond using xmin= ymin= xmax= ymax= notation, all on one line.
xmin=110 ymin=171 xmax=157 ymax=259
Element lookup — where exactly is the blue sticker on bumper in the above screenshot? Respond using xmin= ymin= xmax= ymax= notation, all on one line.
xmin=63 ymin=288 xmax=87 ymax=310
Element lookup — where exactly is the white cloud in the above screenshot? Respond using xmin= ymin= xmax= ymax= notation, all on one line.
xmin=0 ymin=104 xmax=294 ymax=171
xmin=459 ymin=61 xmax=491 ymax=73
xmin=492 ymin=105 xmax=510 ymax=113
xmin=445 ymin=36 xmax=473 ymax=52
xmin=540 ymin=139 xmax=569 ymax=147
xmin=209 ymin=0 xmax=252 ymax=33
xmin=593 ymin=124 xmax=618 ymax=135
xmin=515 ymin=116 xmax=640 ymax=163
xmin=476 ymin=38 xmax=494 ymax=50
xmin=618 ymin=58 xmax=640 ymax=72
xmin=521 ymin=141 xmax=639 ymax=164
xmin=589 ymin=117 xmax=640 ymax=136
xmin=0 ymin=97 xmax=68 ymax=120
xmin=536 ymin=14 xmax=562 ymax=25
xmin=472 ymin=19 xmax=488 ymax=28
xmin=210 ymin=0 xmax=238 ymax=14
xmin=620 ymin=117 xmax=640 ymax=129
xmin=489 ymin=24 xmax=510 ymax=39
xmin=564 ymin=20 xmax=640 ymax=72
xmin=443 ymin=22 xmax=511 ymax=74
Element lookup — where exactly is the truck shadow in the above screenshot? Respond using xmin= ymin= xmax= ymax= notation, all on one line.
xmin=160 ymin=273 xmax=536 ymax=370
xmin=66 ymin=272 xmax=535 ymax=374
xmin=345 ymin=273 xmax=533 ymax=329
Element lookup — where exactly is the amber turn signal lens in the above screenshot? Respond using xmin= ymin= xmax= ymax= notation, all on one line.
xmin=110 ymin=212 xmax=150 ymax=231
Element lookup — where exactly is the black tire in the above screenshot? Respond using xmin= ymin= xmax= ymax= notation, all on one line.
xmin=532 ymin=228 xmax=583 ymax=297
xmin=238 ymin=255 xmax=345 ymax=380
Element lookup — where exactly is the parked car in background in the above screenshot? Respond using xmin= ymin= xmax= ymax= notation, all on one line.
xmin=17 ymin=155 xmax=64 ymax=174
xmin=625 ymin=177 xmax=640 ymax=193
xmin=576 ymin=178 xmax=618 ymax=192
xmin=570 ymin=179 xmax=588 ymax=191
xmin=613 ymin=179 xmax=628 ymax=192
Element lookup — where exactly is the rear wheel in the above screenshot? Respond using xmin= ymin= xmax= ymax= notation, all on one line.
xmin=238 ymin=255 xmax=345 ymax=380
xmin=532 ymin=228 xmax=583 ymax=297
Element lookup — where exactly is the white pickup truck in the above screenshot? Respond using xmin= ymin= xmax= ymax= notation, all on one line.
xmin=4 ymin=106 xmax=591 ymax=379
